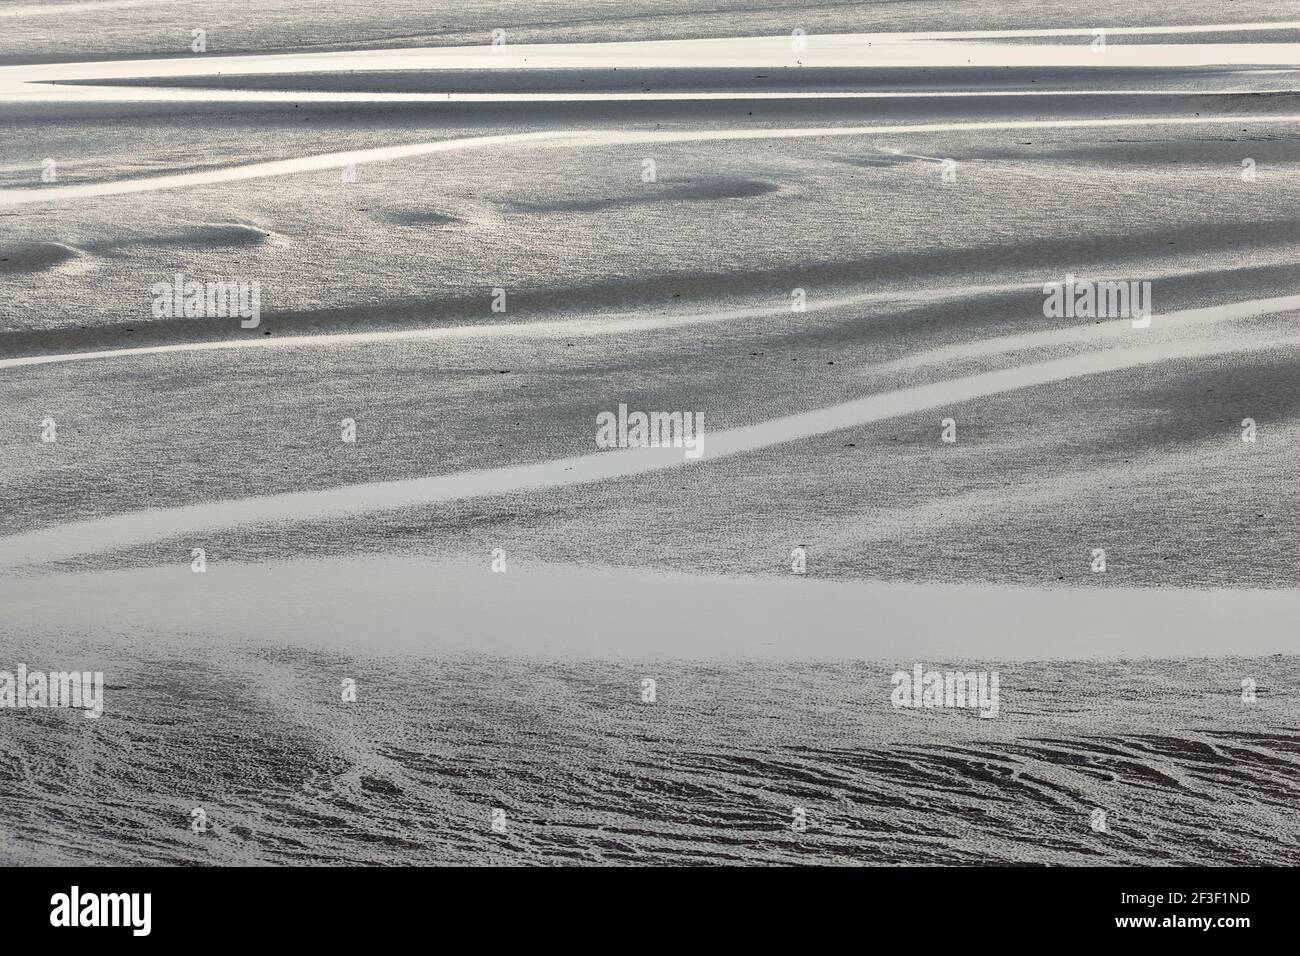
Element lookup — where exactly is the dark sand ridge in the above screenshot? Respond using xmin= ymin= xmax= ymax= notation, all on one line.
xmin=5 ymin=91 xmax=1297 ymax=138
xmin=50 ymin=65 xmax=1300 ymax=95
xmin=0 ymin=221 xmax=275 ymax=274
xmin=0 ymin=239 xmax=81 ymax=274
xmin=501 ymin=175 xmax=780 ymax=213
xmin=0 ymin=218 xmax=1295 ymax=351
xmin=4 ymin=90 xmax=1298 ymax=158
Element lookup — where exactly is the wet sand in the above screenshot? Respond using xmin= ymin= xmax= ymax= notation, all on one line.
xmin=0 ymin=4 xmax=1297 ymax=865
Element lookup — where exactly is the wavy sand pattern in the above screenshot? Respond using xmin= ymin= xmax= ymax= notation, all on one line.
xmin=0 ymin=3 xmax=1297 ymax=866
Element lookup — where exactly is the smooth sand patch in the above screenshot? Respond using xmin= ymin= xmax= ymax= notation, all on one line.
xmin=2 ymin=555 xmax=1296 ymax=660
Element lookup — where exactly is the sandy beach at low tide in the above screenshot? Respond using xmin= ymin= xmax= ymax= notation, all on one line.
xmin=1 ymin=2 xmax=1297 ymax=865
